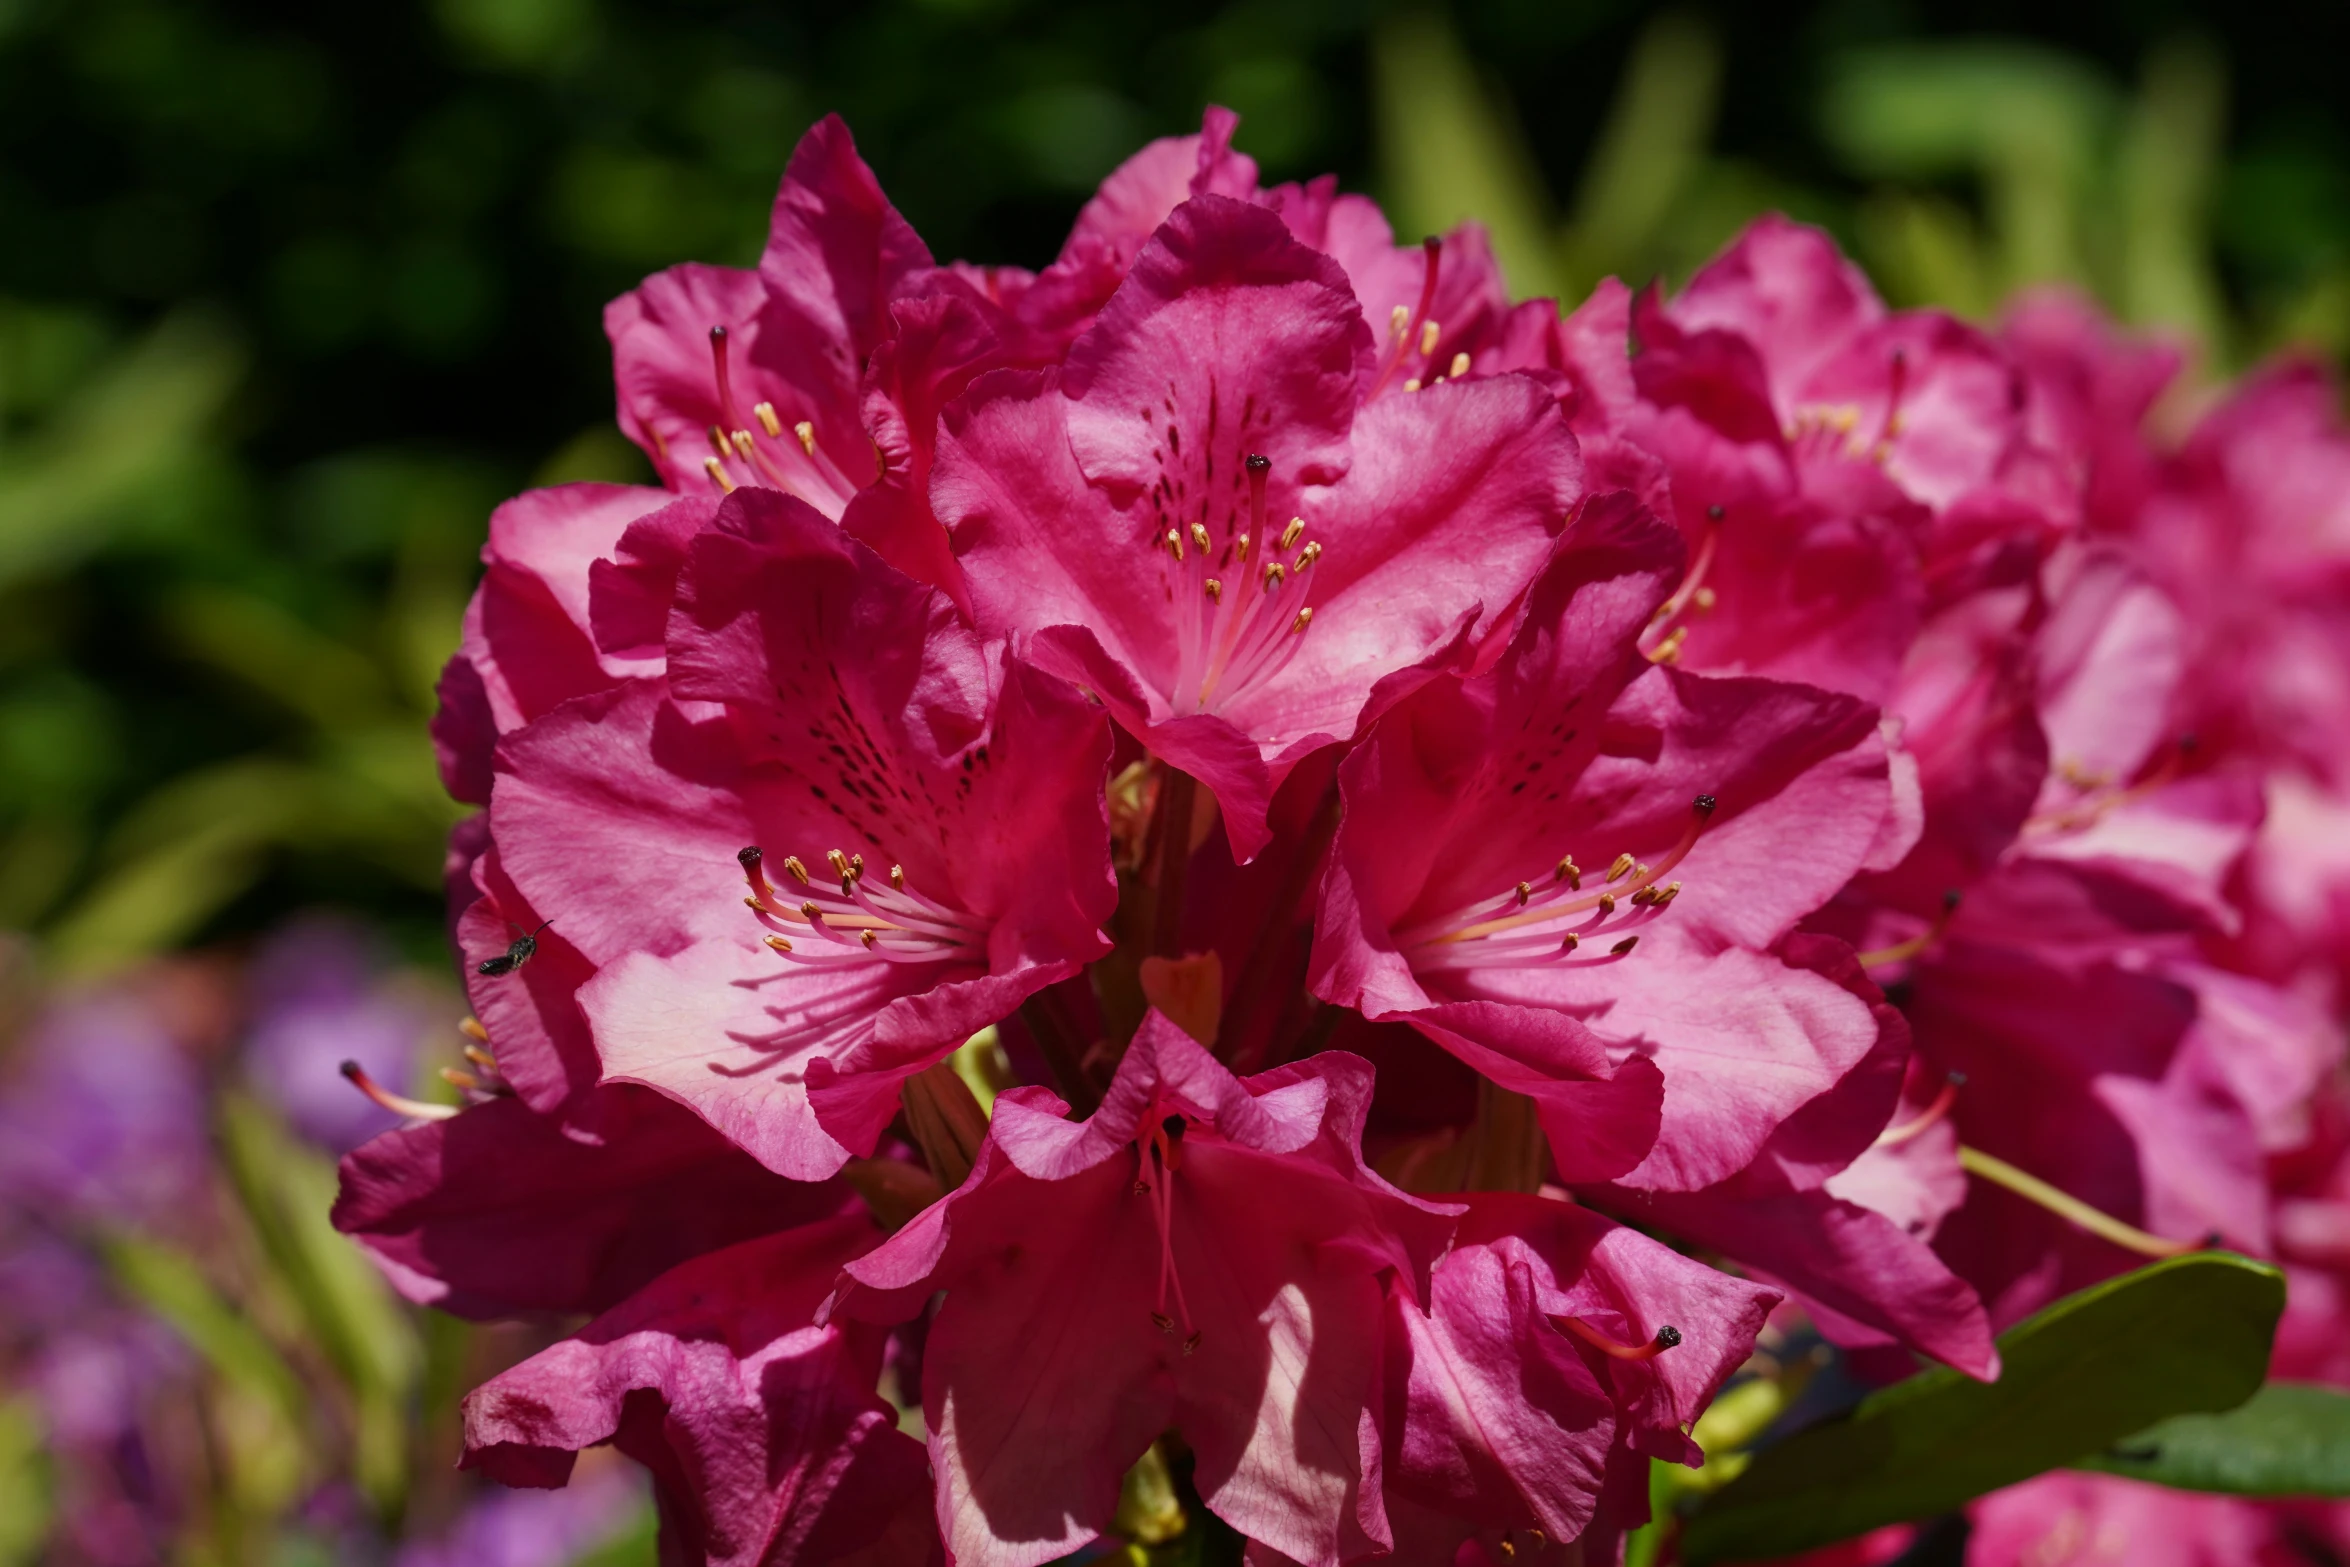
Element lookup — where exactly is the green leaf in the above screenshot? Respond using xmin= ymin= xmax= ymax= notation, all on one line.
xmin=101 ymin=1233 xmax=309 ymax=1428
xmin=2074 ymin=1381 xmax=2350 ymax=1497
xmin=1680 ymin=1251 xmax=2284 ymax=1564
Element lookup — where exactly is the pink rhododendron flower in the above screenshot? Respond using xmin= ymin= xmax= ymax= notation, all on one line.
xmin=489 ymin=489 xmax=1115 ymax=1176
xmin=339 ymin=103 xmax=2350 ymax=1567
xmin=938 ymin=194 xmax=1584 ymax=861
xmin=826 ymin=1012 xmax=1457 ymax=1567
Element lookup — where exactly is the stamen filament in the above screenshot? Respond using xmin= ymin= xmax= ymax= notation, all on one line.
xmin=1857 ymin=889 xmax=1962 ymax=969
xmin=1874 ymin=1073 xmax=1963 ymax=1148
xmin=1956 ymin=1145 xmax=2202 ymax=1258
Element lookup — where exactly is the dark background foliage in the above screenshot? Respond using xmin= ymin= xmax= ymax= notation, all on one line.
xmin=0 ymin=0 xmax=2343 ymax=968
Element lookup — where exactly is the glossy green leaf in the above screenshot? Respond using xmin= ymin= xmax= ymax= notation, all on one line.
xmin=1681 ymin=1251 xmax=2285 ymax=1564
xmin=2074 ymin=1381 xmax=2350 ymax=1497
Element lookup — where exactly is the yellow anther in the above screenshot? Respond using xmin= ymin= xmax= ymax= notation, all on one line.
xmin=1190 ymin=522 xmax=1211 ymax=551
xmin=1597 ymin=893 xmax=1617 ymax=916
xmin=1608 ymin=853 xmax=1635 ymax=881
xmin=704 ymin=457 xmax=736 ymax=493
xmin=1693 ymin=586 xmax=1718 ymax=611
xmin=1654 ymin=882 xmax=1682 ymax=907
xmin=708 ymin=424 xmax=731 ymax=457
xmin=458 ymin=1015 xmax=490 ymax=1043
xmin=732 ymin=429 xmax=756 ymax=459
xmin=1165 ymin=528 xmax=1185 ymax=563
xmin=800 ymin=901 xmax=823 ymax=920
xmin=1610 ymin=936 xmax=1639 ymax=956
xmin=1556 ymin=856 xmax=1580 ymax=887
xmin=1205 ymin=578 xmax=1223 ymax=602
xmin=441 ymin=1066 xmax=481 ymax=1090
xmin=754 ymin=401 xmax=782 ymax=437
xmin=1296 ymin=541 xmax=1322 ymax=569
xmin=859 ymin=929 xmax=878 ymax=949
xmin=1235 ymin=533 xmax=1251 ymax=563
xmin=1419 ymin=319 xmax=1441 ymax=356
xmin=850 ymin=852 xmax=865 ymax=879
xmin=1651 ymin=626 xmax=1689 ymax=664
xmin=1449 ymin=351 xmax=1471 ymax=379
xmin=794 ymin=420 xmax=817 ymax=456
xmin=782 ymin=855 xmax=811 ymax=884
xmin=828 ymin=849 xmax=852 ymax=879
xmin=1291 ymin=606 xmax=1313 ymax=633
xmin=765 ymin=934 xmax=794 ymax=953
xmin=1403 ymin=377 xmax=1422 ymax=392
xmin=1389 ymin=304 xmax=1412 ymax=342
xmin=1515 ymin=881 xmax=1533 ymax=906
xmin=1262 ymin=562 xmax=1286 ymax=592
xmin=889 ymin=864 xmax=905 ymax=890
xmin=1279 ymin=517 xmax=1304 ymax=550
xmin=1561 ymin=932 xmax=1580 ymax=951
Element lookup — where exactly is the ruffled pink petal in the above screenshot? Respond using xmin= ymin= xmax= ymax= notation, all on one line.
xmin=830 ymin=1015 xmax=1457 ymax=1567
xmin=757 ymin=114 xmax=934 ymax=370
xmin=332 ymin=1085 xmax=849 ymax=1319
xmin=1063 ymin=105 xmax=1258 ymax=274
xmin=462 ymin=1216 xmax=934 ymax=1567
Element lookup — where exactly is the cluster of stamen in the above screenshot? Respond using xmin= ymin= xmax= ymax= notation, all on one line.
xmin=737 ymin=845 xmax=989 ymax=966
xmin=1160 ymin=453 xmax=1325 ymax=716
xmin=692 ymin=325 xmax=864 ymax=501
xmin=2024 ymin=733 xmax=2199 ymax=838
xmin=1371 ymin=237 xmax=1468 ymax=397
xmin=1785 ymin=349 xmax=1909 ymax=467
xmin=1133 ymin=1109 xmax=1202 ymax=1353
xmin=1395 ymin=796 xmax=1717 ymax=973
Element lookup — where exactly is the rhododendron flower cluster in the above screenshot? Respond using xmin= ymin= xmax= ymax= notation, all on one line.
xmin=336 ymin=108 xmax=2350 ymax=1566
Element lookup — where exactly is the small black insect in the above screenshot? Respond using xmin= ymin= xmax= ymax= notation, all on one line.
xmin=478 ymin=920 xmax=553 ymax=977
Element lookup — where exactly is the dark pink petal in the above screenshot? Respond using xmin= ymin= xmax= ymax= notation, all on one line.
xmin=1454 ymin=1193 xmax=1779 ymax=1466
xmin=1381 ymin=1238 xmax=1616 ymax=1543
xmin=1594 ymin=1183 xmax=1999 ymax=1379
xmin=1662 ymin=215 xmax=1883 ymax=407
xmin=830 ymin=1014 xmax=1457 ymax=1567
xmin=459 ymin=483 xmax=689 ymax=750
xmin=462 ymin=1216 xmax=934 ymax=1567
xmin=758 ymin=114 xmax=934 ymax=369
xmin=332 ymin=1085 xmax=849 ymax=1319
xmin=1063 ymin=105 xmax=1258 ymax=274
xmin=842 ymin=290 xmax=1004 ymax=612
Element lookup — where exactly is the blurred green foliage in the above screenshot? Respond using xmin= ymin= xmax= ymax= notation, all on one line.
xmin=1 ymin=0 xmax=2346 ymax=970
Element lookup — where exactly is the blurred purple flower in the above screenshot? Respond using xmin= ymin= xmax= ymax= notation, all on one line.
xmin=395 ymin=1463 xmax=646 ymax=1567
xmin=245 ymin=917 xmax=446 ymax=1154
xmin=0 ymin=992 xmax=209 ymax=1229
